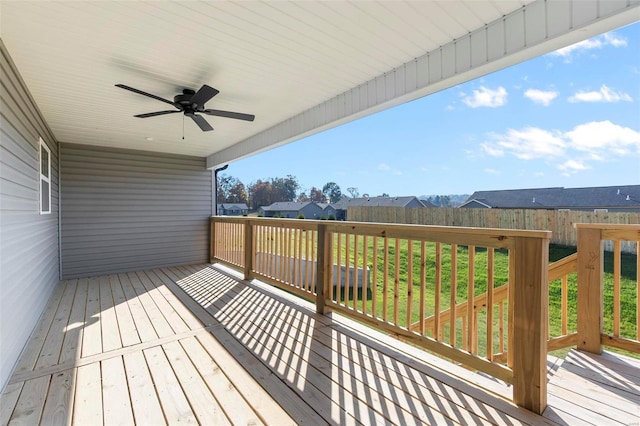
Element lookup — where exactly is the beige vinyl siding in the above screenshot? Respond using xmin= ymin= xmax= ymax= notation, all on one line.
xmin=0 ymin=41 xmax=60 ymax=390
xmin=60 ymin=143 xmax=212 ymax=279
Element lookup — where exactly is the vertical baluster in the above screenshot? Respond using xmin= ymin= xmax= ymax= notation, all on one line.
xmin=305 ymin=229 xmax=311 ymax=290
xmin=353 ymin=234 xmax=359 ymax=310
xmin=297 ymin=228 xmax=302 ymax=289
xmin=328 ymin=231 xmax=334 ymax=302
xmin=362 ymin=235 xmax=368 ymax=314
xmin=613 ymin=240 xmax=621 ymax=337
xmin=420 ymin=241 xmax=426 ymax=336
xmin=637 ymin=241 xmax=640 ymax=341
xmin=311 ymin=230 xmax=317 ymax=294
xmin=434 ymin=242 xmax=442 ymax=340
xmin=486 ymin=248 xmax=495 ymax=361
xmin=394 ymin=238 xmax=400 ymax=326
xmin=561 ymin=275 xmax=568 ymax=336
xmin=372 ymin=237 xmax=378 ymax=317
xmin=462 ymin=315 xmax=468 ymax=351
xmin=270 ymin=226 xmax=276 ymax=278
xmin=336 ymin=233 xmax=342 ymax=304
xmin=383 ymin=238 xmax=389 ymax=322
xmin=407 ymin=240 xmax=414 ymax=329
xmin=499 ymin=301 xmax=505 ymax=354
xmin=345 ymin=234 xmax=351 ymax=306
xmin=467 ymin=245 xmax=475 ymax=353
xmin=450 ymin=244 xmax=458 ymax=347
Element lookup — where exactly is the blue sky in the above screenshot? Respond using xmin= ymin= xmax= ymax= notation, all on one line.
xmin=227 ymin=22 xmax=640 ymax=197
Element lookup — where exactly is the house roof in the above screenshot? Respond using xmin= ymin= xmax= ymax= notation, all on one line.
xmin=461 ymin=185 xmax=640 ymax=209
xmin=333 ymin=196 xmax=424 ymax=209
xmin=260 ymin=201 xmax=314 ymax=212
xmin=2 ymin=2 xmax=636 ymax=168
xmin=219 ymin=203 xmax=248 ymax=210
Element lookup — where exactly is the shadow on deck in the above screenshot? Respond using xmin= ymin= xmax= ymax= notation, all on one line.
xmin=1 ymin=263 xmax=638 ymax=425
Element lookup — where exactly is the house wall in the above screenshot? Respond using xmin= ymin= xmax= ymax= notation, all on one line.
xmin=60 ymin=143 xmax=212 ymax=279
xmin=0 ymin=41 xmax=60 ymax=390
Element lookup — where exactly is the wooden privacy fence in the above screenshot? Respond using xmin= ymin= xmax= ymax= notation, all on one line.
xmin=348 ymin=207 xmax=640 ymax=253
xmin=211 ymin=216 xmax=551 ymax=413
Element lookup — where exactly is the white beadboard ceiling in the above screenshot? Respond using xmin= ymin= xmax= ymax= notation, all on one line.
xmin=1 ymin=1 xmax=638 ymax=165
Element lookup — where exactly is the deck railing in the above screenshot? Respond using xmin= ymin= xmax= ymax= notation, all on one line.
xmin=574 ymin=224 xmax=640 ymax=354
xmin=211 ymin=216 xmax=550 ymax=413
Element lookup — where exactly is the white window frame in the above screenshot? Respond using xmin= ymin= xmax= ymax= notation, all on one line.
xmin=39 ymin=138 xmax=51 ymax=214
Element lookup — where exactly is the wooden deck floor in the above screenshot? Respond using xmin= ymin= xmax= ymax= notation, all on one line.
xmin=1 ymin=263 xmax=639 ymax=425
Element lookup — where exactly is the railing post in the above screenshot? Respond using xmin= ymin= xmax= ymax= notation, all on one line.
xmin=512 ymin=235 xmax=549 ymax=414
xmin=316 ymin=224 xmax=330 ymax=315
xmin=209 ymin=217 xmax=215 ymax=264
xmin=576 ymin=225 xmax=603 ymax=354
xmin=243 ymin=219 xmax=253 ymax=281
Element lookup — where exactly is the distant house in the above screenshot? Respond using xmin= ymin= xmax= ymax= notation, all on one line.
xmin=332 ymin=196 xmax=427 ymax=221
xmin=259 ymin=201 xmax=327 ymax=219
xmin=460 ymin=185 xmax=640 ymax=212
xmin=217 ymin=203 xmax=249 ymax=216
xmin=316 ymin=203 xmax=337 ymax=219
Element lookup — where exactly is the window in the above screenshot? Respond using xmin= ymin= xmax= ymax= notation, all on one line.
xmin=39 ymin=138 xmax=51 ymax=214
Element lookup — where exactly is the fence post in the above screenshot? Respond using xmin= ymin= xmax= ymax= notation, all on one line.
xmin=576 ymin=225 xmax=603 ymax=354
xmin=210 ymin=218 xmax=215 ymax=264
xmin=316 ymin=224 xmax=331 ymax=315
xmin=243 ymin=220 xmax=253 ymax=281
xmin=512 ymin=235 xmax=549 ymax=414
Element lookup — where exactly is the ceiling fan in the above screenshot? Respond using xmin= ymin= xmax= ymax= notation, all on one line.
xmin=115 ymin=84 xmax=255 ymax=132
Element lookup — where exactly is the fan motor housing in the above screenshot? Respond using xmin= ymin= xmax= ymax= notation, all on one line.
xmin=174 ymin=89 xmax=196 ymax=106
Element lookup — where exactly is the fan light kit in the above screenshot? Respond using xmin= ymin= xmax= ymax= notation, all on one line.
xmin=115 ymin=84 xmax=255 ymax=132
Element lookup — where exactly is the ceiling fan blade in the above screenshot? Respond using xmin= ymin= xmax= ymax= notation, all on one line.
xmin=134 ymin=110 xmax=181 ymax=118
xmin=202 ymin=109 xmax=255 ymax=122
xmin=190 ymin=114 xmax=214 ymax=131
xmin=115 ymin=84 xmax=176 ymax=106
xmin=190 ymin=85 xmax=219 ymax=108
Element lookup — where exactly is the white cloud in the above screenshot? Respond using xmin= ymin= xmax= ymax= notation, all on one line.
xmin=603 ymin=32 xmax=628 ymax=48
xmin=377 ymin=163 xmax=402 ymax=175
xmin=558 ymin=160 xmax=589 ymax=171
xmin=480 ymin=143 xmax=504 ymax=157
xmin=565 ymin=121 xmax=640 ymax=157
xmin=480 ymin=121 xmax=640 ymax=175
xmin=462 ymin=86 xmax=507 ymax=108
xmin=485 ymin=127 xmax=566 ymax=160
xmin=484 ymin=168 xmax=501 ymax=175
xmin=551 ymin=31 xmax=627 ymax=60
xmin=524 ymin=89 xmax=559 ymax=106
xmin=568 ymin=85 xmax=633 ymax=103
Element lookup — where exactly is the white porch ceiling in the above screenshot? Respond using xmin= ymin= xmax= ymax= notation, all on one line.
xmin=1 ymin=1 xmax=638 ymax=167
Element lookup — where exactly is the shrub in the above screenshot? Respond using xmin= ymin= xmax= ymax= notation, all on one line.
xmin=328 ymin=214 xmax=336 ymax=220
xmin=296 ymin=213 xmax=305 ymax=219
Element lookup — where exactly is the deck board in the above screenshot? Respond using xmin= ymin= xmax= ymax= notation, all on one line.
xmin=122 ymin=351 xmax=166 ymax=425
xmin=3 ymin=263 xmax=639 ymax=425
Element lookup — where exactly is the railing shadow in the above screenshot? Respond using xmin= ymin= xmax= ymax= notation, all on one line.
xmin=170 ymin=263 xmax=545 ymax=425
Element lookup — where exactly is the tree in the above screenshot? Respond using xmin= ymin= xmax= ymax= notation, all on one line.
xmin=309 ymin=187 xmax=327 ymax=203
xmin=217 ymin=174 xmax=247 ymax=204
xmin=322 ymin=182 xmax=342 ymax=203
xmin=227 ymin=182 xmax=247 ymax=204
xmin=248 ymin=179 xmax=271 ymax=210
xmin=346 ymin=187 xmax=359 ymax=198
xmin=297 ymin=193 xmax=310 ymax=202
